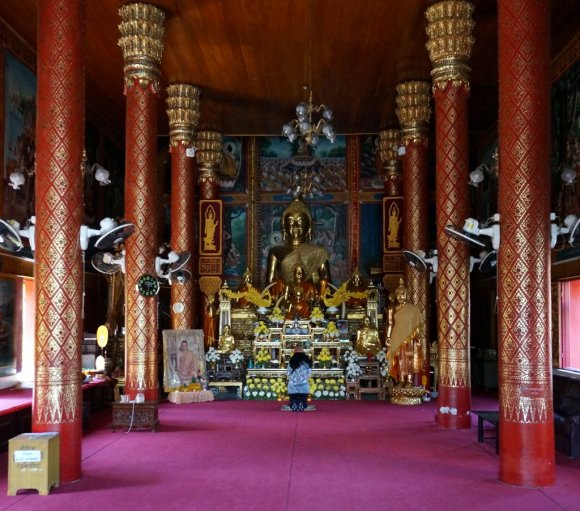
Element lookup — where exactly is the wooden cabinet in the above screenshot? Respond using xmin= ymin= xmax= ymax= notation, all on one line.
xmin=111 ymin=401 xmax=159 ymax=432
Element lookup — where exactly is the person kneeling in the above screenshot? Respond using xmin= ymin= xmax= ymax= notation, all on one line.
xmin=287 ymin=345 xmax=312 ymax=411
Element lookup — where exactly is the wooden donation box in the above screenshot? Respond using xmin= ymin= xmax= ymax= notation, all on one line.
xmin=111 ymin=401 xmax=159 ymax=432
xmin=8 ymin=432 xmax=60 ymax=496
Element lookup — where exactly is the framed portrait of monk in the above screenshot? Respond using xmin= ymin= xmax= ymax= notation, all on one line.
xmin=162 ymin=329 xmax=206 ymax=392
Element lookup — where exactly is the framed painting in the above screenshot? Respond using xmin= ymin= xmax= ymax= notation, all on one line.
xmin=0 ymin=276 xmax=17 ymax=377
xmin=162 ymin=329 xmax=206 ymax=392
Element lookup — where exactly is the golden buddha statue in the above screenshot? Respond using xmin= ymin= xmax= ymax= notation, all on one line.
xmin=346 ymin=268 xmax=367 ymax=312
xmin=284 ymin=260 xmax=318 ymax=320
xmin=355 ymin=315 xmax=381 ymax=358
xmin=385 ymin=278 xmax=424 ymax=386
xmin=235 ymin=268 xmax=258 ymax=310
xmin=218 ymin=324 xmax=235 ymax=353
xmin=266 ymin=197 xmax=331 ymax=286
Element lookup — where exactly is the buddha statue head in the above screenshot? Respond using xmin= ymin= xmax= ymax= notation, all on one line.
xmin=282 ymin=198 xmax=312 ymax=243
xmin=242 ymin=267 xmax=252 ymax=285
xmin=395 ymin=278 xmax=408 ymax=305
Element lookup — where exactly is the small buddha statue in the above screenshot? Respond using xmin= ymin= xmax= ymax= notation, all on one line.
xmin=218 ymin=324 xmax=235 ymax=353
xmin=284 ymin=260 xmax=318 ymax=320
xmin=355 ymin=315 xmax=381 ymax=358
xmin=346 ymin=268 xmax=367 ymax=312
xmin=266 ymin=197 xmax=331 ymax=286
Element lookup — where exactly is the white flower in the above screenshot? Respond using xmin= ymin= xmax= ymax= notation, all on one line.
xmin=259 ymin=391 xmax=265 ymax=396
xmin=315 ymin=390 xmax=322 ymax=398
xmin=323 ymin=390 xmax=328 ymax=396
xmin=266 ymin=392 xmax=271 ymax=398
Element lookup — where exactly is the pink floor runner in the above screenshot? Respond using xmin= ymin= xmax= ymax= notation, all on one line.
xmin=0 ymin=396 xmax=578 ymax=511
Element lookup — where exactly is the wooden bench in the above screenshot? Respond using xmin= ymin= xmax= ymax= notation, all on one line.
xmin=472 ymin=410 xmax=499 ymax=453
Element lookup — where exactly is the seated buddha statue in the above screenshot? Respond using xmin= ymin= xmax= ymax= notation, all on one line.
xmin=355 ymin=315 xmax=381 ymax=358
xmin=218 ymin=324 xmax=235 ymax=353
xmin=266 ymin=197 xmax=331 ymax=287
xmin=346 ymin=268 xmax=368 ymax=313
xmin=385 ymin=278 xmax=424 ymax=387
xmin=284 ymin=260 xmax=318 ymax=320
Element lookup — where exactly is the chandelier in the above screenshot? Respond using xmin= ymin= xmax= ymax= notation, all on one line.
xmin=281 ymin=0 xmax=335 ymax=147
xmin=282 ymin=85 xmax=335 ymax=146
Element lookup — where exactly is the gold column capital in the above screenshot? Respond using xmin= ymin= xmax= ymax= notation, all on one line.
xmin=425 ymin=0 xmax=475 ymax=88
xmin=379 ymin=129 xmax=401 ymax=175
xmin=166 ymin=84 xmax=201 ymax=147
xmin=118 ymin=3 xmax=166 ymax=91
xmin=396 ymin=81 xmax=431 ymax=144
xmin=196 ymin=130 xmax=223 ymax=182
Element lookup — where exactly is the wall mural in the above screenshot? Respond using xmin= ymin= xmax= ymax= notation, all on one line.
xmin=219 ymin=136 xmax=244 ymax=193
xmin=360 ymin=135 xmax=383 ymax=190
xmin=259 ymin=136 xmax=346 ymax=193
xmin=223 ymin=204 xmax=247 ymax=286
xmin=2 ymin=50 xmax=36 ymax=224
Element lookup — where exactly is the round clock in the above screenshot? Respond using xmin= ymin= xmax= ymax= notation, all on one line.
xmin=137 ymin=274 xmax=160 ymax=297
xmin=173 ymin=302 xmax=184 ymax=314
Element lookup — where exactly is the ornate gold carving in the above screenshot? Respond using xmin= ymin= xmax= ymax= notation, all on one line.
xmin=118 ymin=3 xmax=166 ymax=91
xmin=166 ymin=84 xmax=201 ymax=146
xmin=35 ymin=367 xmax=81 ymax=423
xmin=379 ymin=129 xmax=401 ymax=192
xmin=389 ymin=384 xmax=425 ymax=405
xmin=425 ymin=1 xmax=475 ymax=86
xmin=196 ymin=130 xmax=223 ymax=181
xmin=438 ymin=347 xmax=470 ymax=387
xmin=199 ymin=275 xmax=223 ymax=298
xmin=396 ymin=81 xmax=431 ymax=144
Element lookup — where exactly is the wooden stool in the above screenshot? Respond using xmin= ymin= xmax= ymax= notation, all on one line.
xmin=8 ymin=433 xmax=60 ymax=496
xmin=346 ymin=381 xmax=360 ymax=400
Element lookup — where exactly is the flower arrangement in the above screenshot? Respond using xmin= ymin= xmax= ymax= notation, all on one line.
xmin=206 ymin=347 xmax=220 ymax=364
xmin=167 ymin=382 xmax=203 ymax=393
xmin=317 ymin=347 xmax=333 ymax=368
xmin=324 ymin=321 xmax=339 ymax=339
xmin=254 ymin=320 xmax=270 ymax=339
xmin=309 ymin=378 xmax=346 ymax=400
xmin=310 ymin=306 xmax=325 ymax=323
xmin=343 ymin=348 xmax=362 ymax=380
xmin=255 ymin=348 xmax=271 ymax=367
xmin=269 ymin=307 xmax=285 ymax=325
xmin=244 ymin=377 xmax=287 ymax=400
xmin=229 ymin=349 xmax=244 ymax=366
xmin=376 ymin=347 xmax=389 ymax=377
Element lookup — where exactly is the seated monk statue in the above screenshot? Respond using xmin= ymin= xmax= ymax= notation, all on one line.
xmin=355 ymin=315 xmax=381 ymax=358
xmin=266 ymin=197 xmax=331 ymax=287
xmin=284 ymin=260 xmax=318 ymax=320
xmin=235 ymin=268 xmax=257 ymax=309
xmin=218 ymin=324 xmax=235 ymax=353
xmin=346 ymin=268 xmax=367 ymax=312
xmin=385 ymin=279 xmax=424 ymax=386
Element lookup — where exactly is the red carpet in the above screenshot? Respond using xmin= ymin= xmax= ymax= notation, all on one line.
xmin=0 ymin=396 xmax=578 ymax=511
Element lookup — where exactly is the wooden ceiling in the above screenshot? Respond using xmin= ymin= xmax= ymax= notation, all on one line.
xmin=1 ymin=0 xmax=578 ymax=143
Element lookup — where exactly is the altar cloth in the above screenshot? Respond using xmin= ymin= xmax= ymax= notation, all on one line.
xmin=168 ymin=390 xmax=214 ymax=404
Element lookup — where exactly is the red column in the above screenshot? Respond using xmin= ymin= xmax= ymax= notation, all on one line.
xmin=119 ymin=3 xmax=166 ymax=401
xmin=497 ymin=0 xmax=554 ymax=487
xmin=426 ymin=1 xmax=475 ymax=429
xmin=167 ymin=84 xmax=200 ymax=330
xmin=347 ymin=136 xmax=361 ymax=273
xmin=33 ymin=0 xmax=85 ymax=482
xmin=397 ymin=81 xmax=431 ymax=386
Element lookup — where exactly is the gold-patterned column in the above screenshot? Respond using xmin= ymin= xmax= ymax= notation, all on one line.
xmin=379 ymin=129 xmax=404 ymax=293
xmin=166 ymin=84 xmax=200 ymax=329
xmin=119 ymin=3 xmax=165 ymax=401
xmin=497 ymin=0 xmax=554 ymax=487
xmin=33 ymin=0 xmax=85 ymax=483
xmin=196 ymin=131 xmax=223 ymax=348
xmin=426 ymin=0 xmax=474 ymax=429
xmin=396 ymin=81 xmax=431 ymax=386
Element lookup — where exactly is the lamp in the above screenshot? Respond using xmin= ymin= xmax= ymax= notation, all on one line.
xmin=281 ymin=0 xmax=335 ymax=147
xmin=468 ymin=164 xmax=486 ymax=187
xmin=81 ymin=149 xmax=111 ymax=186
